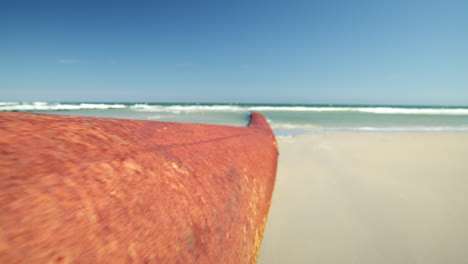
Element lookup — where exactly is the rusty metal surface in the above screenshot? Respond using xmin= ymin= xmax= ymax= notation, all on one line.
xmin=0 ymin=112 xmax=278 ymax=263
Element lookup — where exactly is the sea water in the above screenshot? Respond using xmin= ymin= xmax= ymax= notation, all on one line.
xmin=2 ymin=102 xmax=468 ymax=137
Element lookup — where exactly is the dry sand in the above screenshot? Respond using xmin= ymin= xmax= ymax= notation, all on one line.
xmin=258 ymin=133 xmax=468 ymax=264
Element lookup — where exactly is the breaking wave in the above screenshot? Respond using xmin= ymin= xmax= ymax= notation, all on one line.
xmin=0 ymin=102 xmax=127 ymax=111
xmin=130 ymin=104 xmax=468 ymax=115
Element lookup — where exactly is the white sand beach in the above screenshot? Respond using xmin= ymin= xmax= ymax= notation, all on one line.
xmin=258 ymin=133 xmax=468 ymax=264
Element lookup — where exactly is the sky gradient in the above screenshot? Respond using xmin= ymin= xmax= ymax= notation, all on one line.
xmin=2 ymin=0 xmax=468 ymax=104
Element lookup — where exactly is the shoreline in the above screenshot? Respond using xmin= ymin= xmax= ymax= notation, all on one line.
xmin=274 ymin=129 xmax=468 ymax=139
xmin=259 ymin=132 xmax=468 ymax=263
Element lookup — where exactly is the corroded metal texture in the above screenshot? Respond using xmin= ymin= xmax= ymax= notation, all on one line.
xmin=0 ymin=112 xmax=278 ymax=263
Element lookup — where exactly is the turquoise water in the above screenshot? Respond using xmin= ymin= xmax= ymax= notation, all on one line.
xmin=2 ymin=102 xmax=468 ymax=137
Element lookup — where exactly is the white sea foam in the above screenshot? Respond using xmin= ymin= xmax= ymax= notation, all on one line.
xmin=147 ymin=115 xmax=163 ymax=120
xmin=129 ymin=104 xmax=468 ymax=115
xmin=271 ymin=123 xmax=323 ymax=130
xmin=252 ymin=106 xmax=468 ymax=115
xmin=271 ymin=122 xmax=468 ymax=133
xmin=356 ymin=127 xmax=380 ymax=131
xmin=0 ymin=102 xmax=18 ymax=106
xmin=275 ymin=134 xmax=296 ymax=139
xmin=130 ymin=104 xmax=245 ymax=113
xmin=130 ymin=104 xmax=164 ymax=111
xmin=249 ymin=106 xmax=344 ymax=112
xmin=0 ymin=102 xmax=127 ymax=111
xmin=356 ymin=126 xmax=468 ymax=132
xmin=353 ymin=107 xmax=468 ymax=115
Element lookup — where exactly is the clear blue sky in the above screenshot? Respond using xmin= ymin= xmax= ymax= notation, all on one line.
xmin=2 ymin=0 xmax=467 ymax=105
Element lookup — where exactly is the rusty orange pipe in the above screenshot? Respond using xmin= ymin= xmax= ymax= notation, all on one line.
xmin=0 ymin=112 xmax=278 ymax=263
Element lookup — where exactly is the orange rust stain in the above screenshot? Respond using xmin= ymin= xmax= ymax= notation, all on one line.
xmin=0 ymin=112 xmax=278 ymax=263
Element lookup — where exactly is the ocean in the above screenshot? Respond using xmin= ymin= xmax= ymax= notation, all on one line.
xmin=2 ymin=102 xmax=468 ymax=137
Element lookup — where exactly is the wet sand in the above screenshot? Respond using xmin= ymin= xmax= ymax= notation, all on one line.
xmin=258 ymin=133 xmax=468 ymax=264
